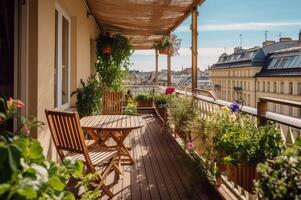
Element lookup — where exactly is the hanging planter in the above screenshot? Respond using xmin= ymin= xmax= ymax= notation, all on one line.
xmin=153 ymin=34 xmax=181 ymax=56
xmin=102 ymin=45 xmax=112 ymax=55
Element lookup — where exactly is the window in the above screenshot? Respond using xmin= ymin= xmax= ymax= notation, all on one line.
xmin=267 ymin=82 xmax=270 ymax=93
xmin=298 ymin=83 xmax=301 ymax=95
xmin=262 ymin=81 xmax=265 ymax=92
xmin=280 ymin=82 xmax=284 ymax=94
xmin=289 ymin=82 xmax=293 ymax=95
xmin=55 ymin=5 xmax=71 ymax=109
xmin=257 ymin=81 xmax=260 ymax=91
xmin=274 ymin=82 xmax=277 ymax=93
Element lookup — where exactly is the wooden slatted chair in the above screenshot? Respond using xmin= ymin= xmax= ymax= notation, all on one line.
xmin=102 ymin=91 xmax=124 ymax=115
xmin=45 ymin=110 xmax=121 ymax=198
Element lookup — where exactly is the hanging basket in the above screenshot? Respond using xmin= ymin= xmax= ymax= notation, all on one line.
xmin=159 ymin=48 xmax=173 ymax=55
xmin=102 ymin=45 xmax=112 ymax=55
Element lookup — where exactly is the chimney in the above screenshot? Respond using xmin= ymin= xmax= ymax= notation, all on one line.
xmin=262 ymin=40 xmax=275 ymax=47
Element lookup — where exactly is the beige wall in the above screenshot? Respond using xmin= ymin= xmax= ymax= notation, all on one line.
xmin=27 ymin=0 xmax=99 ymax=159
xmin=209 ymin=66 xmax=262 ymax=107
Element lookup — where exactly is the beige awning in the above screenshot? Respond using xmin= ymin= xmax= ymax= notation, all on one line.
xmin=85 ymin=0 xmax=205 ymax=49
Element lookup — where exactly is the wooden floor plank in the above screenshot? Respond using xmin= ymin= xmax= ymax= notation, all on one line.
xmin=99 ymin=113 xmax=222 ymax=200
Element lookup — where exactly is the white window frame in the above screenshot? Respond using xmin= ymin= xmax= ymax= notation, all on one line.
xmin=55 ymin=3 xmax=71 ymax=110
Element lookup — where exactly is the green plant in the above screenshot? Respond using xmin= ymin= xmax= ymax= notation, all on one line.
xmin=123 ymin=98 xmax=137 ymax=116
xmin=255 ymin=138 xmax=301 ymax=200
xmin=96 ymin=34 xmax=133 ymax=91
xmin=169 ymin=96 xmax=199 ymax=141
xmin=153 ymin=35 xmax=181 ymax=56
xmin=72 ymin=75 xmax=102 ymax=118
xmin=135 ymin=93 xmax=153 ymax=101
xmin=0 ymin=98 xmax=100 ymax=199
xmin=154 ymin=93 xmax=170 ymax=108
xmin=208 ymin=107 xmax=284 ymax=165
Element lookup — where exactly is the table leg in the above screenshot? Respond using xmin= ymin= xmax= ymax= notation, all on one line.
xmin=110 ymin=130 xmax=135 ymax=165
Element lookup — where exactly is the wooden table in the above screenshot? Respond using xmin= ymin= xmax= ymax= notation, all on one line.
xmin=80 ymin=115 xmax=145 ymax=165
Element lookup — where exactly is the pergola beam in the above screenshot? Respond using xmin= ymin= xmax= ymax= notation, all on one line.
xmin=191 ymin=6 xmax=198 ymax=92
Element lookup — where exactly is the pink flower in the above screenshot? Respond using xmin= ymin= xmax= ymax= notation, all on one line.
xmin=186 ymin=142 xmax=194 ymax=150
xmin=6 ymin=98 xmax=25 ymax=109
xmin=165 ymin=86 xmax=175 ymax=95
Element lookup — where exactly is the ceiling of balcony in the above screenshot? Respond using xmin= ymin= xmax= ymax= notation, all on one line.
xmin=85 ymin=0 xmax=205 ymax=49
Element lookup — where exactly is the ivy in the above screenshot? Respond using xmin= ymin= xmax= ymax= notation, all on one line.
xmin=96 ymin=34 xmax=133 ymax=91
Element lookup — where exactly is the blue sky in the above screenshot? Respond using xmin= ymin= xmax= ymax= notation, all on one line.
xmin=130 ymin=0 xmax=301 ymax=72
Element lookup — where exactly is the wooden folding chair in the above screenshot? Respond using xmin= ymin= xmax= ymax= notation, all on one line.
xmin=102 ymin=91 xmax=124 ymax=115
xmin=45 ymin=110 xmax=121 ymax=198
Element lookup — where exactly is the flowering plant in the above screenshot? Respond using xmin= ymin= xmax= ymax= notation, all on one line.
xmin=165 ymin=86 xmax=175 ymax=95
xmin=153 ymin=35 xmax=181 ymax=56
xmin=229 ymin=100 xmax=241 ymax=113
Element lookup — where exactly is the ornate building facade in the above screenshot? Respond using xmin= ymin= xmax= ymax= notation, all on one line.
xmin=209 ymin=32 xmax=301 ymax=117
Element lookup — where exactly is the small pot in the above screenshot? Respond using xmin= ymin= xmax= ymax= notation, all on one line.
xmin=102 ymin=46 xmax=112 ymax=55
xmin=159 ymin=48 xmax=173 ymax=55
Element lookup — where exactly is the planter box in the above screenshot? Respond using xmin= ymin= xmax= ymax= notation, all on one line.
xmin=221 ymin=162 xmax=257 ymax=194
xmin=156 ymin=107 xmax=167 ymax=122
xmin=137 ymin=99 xmax=154 ymax=108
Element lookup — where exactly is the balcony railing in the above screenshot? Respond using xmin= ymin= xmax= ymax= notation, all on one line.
xmin=126 ymin=84 xmax=301 ymax=200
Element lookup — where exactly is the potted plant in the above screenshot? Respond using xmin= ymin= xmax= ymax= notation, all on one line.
xmin=207 ymin=104 xmax=284 ymax=193
xmin=123 ymin=98 xmax=138 ymax=115
xmin=153 ymin=35 xmax=181 ymax=56
xmin=255 ymin=139 xmax=300 ymax=200
xmin=168 ymin=96 xmax=199 ymax=143
xmin=154 ymin=87 xmax=175 ymax=122
xmin=135 ymin=93 xmax=154 ymax=108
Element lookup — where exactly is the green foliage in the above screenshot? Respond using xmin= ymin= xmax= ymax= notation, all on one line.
xmin=96 ymin=34 xmax=133 ymax=91
xmin=135 ymin=93 xmax=153 ymax=101
xmin=154 ymin=93 xmax=171 ymax=108
xmin=72 ymin=75 xmax=102 ymax=118
xmin=169 ymin=96 xmax=199 ymax=137
xmin=153 ymin=35 xmax=181 ymax=56
xmin=255 ymin=138 xmax=301 ymax=200
xmin=0 ymin=98 xmax=100 ymax=199
xmin=124 ymin=98 xmax=138 ymax=116
xmin=207 ymin=107 xmax=284 ymax=165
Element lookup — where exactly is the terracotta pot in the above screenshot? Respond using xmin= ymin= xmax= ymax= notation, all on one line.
xmin=137 ymin=99 xmax=154 ymax=108
xmin=102 ymin=46 xmax=112 ymax=55
xmin=159 ymin=48 xmax=173 ymax=55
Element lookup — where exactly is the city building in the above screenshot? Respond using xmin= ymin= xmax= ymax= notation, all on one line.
xmin=209 ymin=31 xmax=301 ymax=117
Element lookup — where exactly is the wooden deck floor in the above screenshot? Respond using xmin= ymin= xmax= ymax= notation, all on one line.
xmin=100 ymin=113 xmax=222 ymax=200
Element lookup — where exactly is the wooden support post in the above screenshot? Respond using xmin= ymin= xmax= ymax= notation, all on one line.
xmin=167 ymin=53 xmax=171 ymax=86
xmin=257 ymin=98 xmax=268 ymax=126
xmin=155 ymin=49 xmax=159 ymax=85
xmin=191 ymin=6 xmax=198 ymax=93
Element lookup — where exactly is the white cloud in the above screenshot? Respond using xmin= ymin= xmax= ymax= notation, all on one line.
xmin=130 ymin=47 xmax=228 ymax=71
xmin=176 ymin=21 xmax=301 ymax=32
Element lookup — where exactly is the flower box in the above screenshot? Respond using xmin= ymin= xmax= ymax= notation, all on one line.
xmin=159 ymin=49 xmax=173 ymax=55
xmin=137 ymin=99 xmax=154 ymax=108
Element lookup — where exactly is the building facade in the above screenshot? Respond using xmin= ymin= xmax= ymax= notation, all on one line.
xmin=209 ymin=32 xmax=301 ymax=117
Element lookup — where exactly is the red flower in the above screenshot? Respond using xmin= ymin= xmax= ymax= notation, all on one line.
xmin=186 ymin=142 xmax=194 ymax=150
xmin=165 ymin=86 xmax=175 ymax=95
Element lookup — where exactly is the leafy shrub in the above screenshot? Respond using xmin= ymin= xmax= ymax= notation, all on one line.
xmin=169 ymin=96 xmax=199 ymax=141
xmin=255 ymin=138 xmax=301 ymax=200
xmin=72 ymin=75 xmax=102 ymax=118
xmin=124 ymin=98 xmax=137 ymax=116
xmin=208 ymin=107 xmax=284 ymax=165
xmin=0 ymin=98 xmax=100 ymax=199
xmin=135 ymin=93 xmax=153 ymax=101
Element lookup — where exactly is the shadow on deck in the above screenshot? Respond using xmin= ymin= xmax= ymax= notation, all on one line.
xmin=101 ymin=113 xmax=222 ymax=200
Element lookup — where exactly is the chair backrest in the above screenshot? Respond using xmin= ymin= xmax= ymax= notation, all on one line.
xmin=102 ymin=91 xmax=124 ymax=115
xmin=45 ymin=110 xmax=88 ymax=159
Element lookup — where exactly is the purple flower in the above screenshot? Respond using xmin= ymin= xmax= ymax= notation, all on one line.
xmin=229 ymin=101 xmax=240 ymax=113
